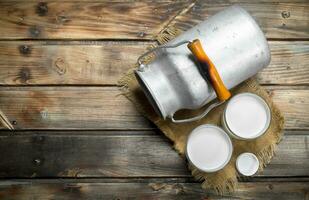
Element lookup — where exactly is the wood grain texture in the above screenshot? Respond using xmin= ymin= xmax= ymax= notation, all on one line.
xmin=0 ymin=1 xmax=190 ymax=39
xmin=0 ymin=41 xmax=153 ymax=85
xmin=0 ymin=86 xmax=151 ymax=130
xmin=0 ymin=41 xmax=307 ymax=85
xmin=0 ymin=0 xmax=307 ymax=197
xmin=0 ymin=179 xmax=308 ymax=200
xmin=0 ymin=86 xmax=307 ymax=130
xmin=0 ymin=2 xmax=308 ymax=39
xmin=0 ymin=132 xmax=307 ymax=178
xmin=1 ymin=0 xmax=308 ymax=2
xmin=257 ymin=41 xmax=309 ymax=85
xmin=268 ymin=87 xmax=309 ymax=130
xmin=170 ymin=2 xmax=309 ymax=39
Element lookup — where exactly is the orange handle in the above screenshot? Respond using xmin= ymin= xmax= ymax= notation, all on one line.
xmin=187 ymin=39 xmax=231 ymax=101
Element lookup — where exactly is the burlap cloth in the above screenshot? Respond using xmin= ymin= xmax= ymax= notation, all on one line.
xmin=118 ymin=27 xmax=284 ymax=194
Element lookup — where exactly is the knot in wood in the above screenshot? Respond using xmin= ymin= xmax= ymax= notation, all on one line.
xmin=36 ymin=2 xmax=48 ymax=16
xmin=268 ymin=184 xmax=274 ymax=190
xmin=54 ymin=58 xmax=67 ymax=75
xmin=56 ymin=14 xmax=70 ymax=24
xmin=57 ymin=15 xmax=67 ymax=22
xmin=34 ymin=158 xmax=42 ymax=165
xmin=281 ymin=11 xmax=290 ymax=19
xmin=18 ymin=67 xmax=31 ymax=83
xmin=137 ymin=32 xmax=145 ymax=38
xmin=29 ymin=26 xmax=41 ymax=38
xmin=40 ymin=109 xmax=49 ymax=119
xmin=19 ymin=45 xmax=31 ymax=55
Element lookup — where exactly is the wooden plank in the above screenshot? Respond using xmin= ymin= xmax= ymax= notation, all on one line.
xmin=0 ymin=1 xmax=190 ymax=40
xmin=170 ymin=2 xmax=309 ymax=39
xmin=257 ymin=41 xmax=309 ymax=85
xmin=1 ymin=0 xmax=308 ymax=2
xmin=0 ymin=133 xmax=307 ymax=178
xmin=0 ymin=86 xmax=307 ymax=130
xmin=268 ymin=88 xmax=309 ymax=130
xmin=0 ymin=41 xmax=153 ymax=85
xmin=0 ymin=41 xmax=307 ymax=85
xmin=0 ymin=2 xmax=308 ymax=39
xmin=0 ymin=179 xmax=308 ymax=200
xmin=0 ymin=86 xmax=151 ymax=130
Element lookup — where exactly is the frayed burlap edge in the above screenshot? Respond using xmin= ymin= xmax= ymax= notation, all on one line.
xmin=118 ymin=26 xmax=285 ymax=194
xmin=185 ymin=79 xmax=285 ymax=194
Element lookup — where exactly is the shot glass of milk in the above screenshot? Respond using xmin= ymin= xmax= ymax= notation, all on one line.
xmin=221 ymin=93 xmax=271 ymax=140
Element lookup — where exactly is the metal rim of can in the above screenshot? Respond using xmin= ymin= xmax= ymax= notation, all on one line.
xmin=221 ymin=93 xmax=271 ymax=140
xmin=134 ymin=70 xmax=166 ymax=119
xmin=185 ymin=124 xmax=233 ymax=173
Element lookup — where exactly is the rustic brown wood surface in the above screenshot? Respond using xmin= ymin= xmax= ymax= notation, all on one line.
xmin=0 ymin=179 xmax=308 ymax=200
xmin=0 ymin=1 xmax=189 ymax=40
xmin=0 ymin=131 xmax=308 ymax=178
xmin=0 ymin=41 xmax=307 ymax=85
xmin=170 ymin=2 xmax=309 ymax=39
xmin=0 ymin=86 xmax=307 ymax=130
xmin=0 ymin=0 xmax=308 ymax=199
xmin=0 ymin=1 xmax=308 ymax=39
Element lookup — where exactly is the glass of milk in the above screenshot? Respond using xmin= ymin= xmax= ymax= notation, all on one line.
xmin=221 ymin=93 xmax=271 ymax=140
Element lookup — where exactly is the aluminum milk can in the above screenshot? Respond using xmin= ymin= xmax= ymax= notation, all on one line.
xmin=135 ymin=5 xmax=271 ymax=123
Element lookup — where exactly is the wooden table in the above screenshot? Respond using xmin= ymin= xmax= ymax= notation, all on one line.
xmin=0 ymin=1 xmax=308 ymax=199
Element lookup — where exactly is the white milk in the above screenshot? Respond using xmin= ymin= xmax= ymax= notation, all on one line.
xmin=224 ymin=93 xmax=270 ymax=139
xmin=186 ymin=125 xmax=232 ymax=172
xmin=236 ymin=153 xmax=259 ymax=176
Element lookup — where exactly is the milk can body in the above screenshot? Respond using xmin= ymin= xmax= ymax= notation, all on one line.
xmin=135 ymin=5 xmax=271 ymax=121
